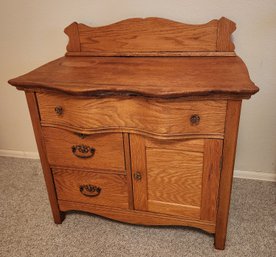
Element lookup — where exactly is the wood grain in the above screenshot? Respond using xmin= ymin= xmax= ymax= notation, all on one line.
xmin=53 ymin=168 xmax=129 ymax=209
xmin=77 ymin=18 xmax=218 ymax=53
xmin=63 ymin=17 xmax=236 ymax=56
xmin=146 ymin=140 xmax=203 ymax=219
xmin=146 ymin=138 xmax=204 ymax=154
xmin=130 ymin=135 xmax=204 ymax=219
xmin=215 ymin=100 xmax=242 ymax=250
xmin=42 ymin=127 xmax=125 ymax=171
xmin=148 ymin=201 xmax=201 ymax=219
xmin=25 ymin=92 xmax=64 ymax=224
xmin=37 ymin=93 xmax=227 ymax=137
xmin=131 ymin=135 xmax=223 ymax=222
xmin=146 ymin=148 xmax=203 ymax=207
xmin=217 ymin=17 xmax=236 ymax=52
xmin=200 ymin=139 xmax=223 ymax=221
xmin=8 ymin=56 xmax=259 ymax=98
xmin=122 ymin=133 xmax=134 ymax=209
xmin=64 ymin=22 xmax=80 ymax=52
xmin=59 ymin=200 xmax=216 ymax=233
xmin=129 ymin=134 xmax=148 ymax=211
xmin=66 ymin=51 xmax=236 ymax=57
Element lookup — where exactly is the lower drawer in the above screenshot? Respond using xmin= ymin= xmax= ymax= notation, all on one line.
xmin=53 ymin=168 xmax=129 ymax=209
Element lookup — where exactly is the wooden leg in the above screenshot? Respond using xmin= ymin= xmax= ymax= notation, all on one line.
xmin=214 ymin=100 xmax=241 ymax=250
xmin=25 ymin=92 xmax=65 ymax=224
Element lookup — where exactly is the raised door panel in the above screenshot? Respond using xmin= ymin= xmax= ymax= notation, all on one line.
xmin=130 ymin=134 xmax=222 ymax=221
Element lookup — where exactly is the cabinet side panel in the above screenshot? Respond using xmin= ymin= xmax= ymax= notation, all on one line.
xmin=25 ymin=92 xmax=64 ymax=224
xmin=215 ymin=100 xmax=242 ymax=250
xmin=200 ymin=139 xmax=223 ymax=222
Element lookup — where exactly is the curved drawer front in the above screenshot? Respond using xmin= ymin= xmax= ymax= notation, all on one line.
xmin=53 ymin=168 xmax=129 ymax=209
xmin=37 ymin=93 xmax=227 ymax=137
xmin=42 ymin=127 xmax=125 ymax=172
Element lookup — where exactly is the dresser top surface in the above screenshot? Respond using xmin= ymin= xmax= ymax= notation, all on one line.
xmin=9 ymin=56 xmax=258 ymax=98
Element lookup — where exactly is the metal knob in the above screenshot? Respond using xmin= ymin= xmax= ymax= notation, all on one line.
xmin=54 ymin=106 xmax=63 ymax=115
xmin=134 ymin=172 xmax=142 ymax=181
xmin=190 ymin=114 xmax=200 ymax=125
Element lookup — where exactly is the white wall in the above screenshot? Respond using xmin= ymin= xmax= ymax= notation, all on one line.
xmin=0 ymin=0 xmax=275 ymax=175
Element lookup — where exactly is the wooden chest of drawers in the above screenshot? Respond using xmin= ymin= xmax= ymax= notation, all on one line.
xmin=8 ymin=17 xmax=258 ymax=250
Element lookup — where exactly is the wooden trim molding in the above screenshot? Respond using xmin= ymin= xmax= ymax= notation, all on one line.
xmin=65 ymin=51 xmax=236 ymax=57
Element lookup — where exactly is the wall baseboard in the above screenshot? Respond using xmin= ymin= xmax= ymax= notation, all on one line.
xmin=234 ymin=169 xmax=276 ymax=182
xmin=0 ymin=149 xmax=39 ymax=159
xmin=0 ymin=149 xmax=275 ymax=182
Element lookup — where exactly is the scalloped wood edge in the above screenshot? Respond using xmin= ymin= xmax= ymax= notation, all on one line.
xmin=64 ymin=17 xmax=236 ymax=56
xmin=59 ymin=200 xmax=216 ymax=233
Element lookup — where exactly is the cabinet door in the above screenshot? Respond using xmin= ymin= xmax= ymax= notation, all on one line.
xmin=130 ymin=134 xmax=223 ymax=222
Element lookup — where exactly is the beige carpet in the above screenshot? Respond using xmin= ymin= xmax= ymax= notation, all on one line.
xmin=0 ymin=156 xmax=275 ymax=257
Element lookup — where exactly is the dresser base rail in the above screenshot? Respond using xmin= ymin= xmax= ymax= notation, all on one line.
xmin=58 ymin=200 xmax=216 ymax=234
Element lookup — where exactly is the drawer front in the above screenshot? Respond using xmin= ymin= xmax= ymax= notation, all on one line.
xmin=42 ymin=127 xmax=125 ymax=172
xmin=53 ymin=168 xmax=129 ymax=209
xmin=37 ymin=93 xmax=227 ymax=137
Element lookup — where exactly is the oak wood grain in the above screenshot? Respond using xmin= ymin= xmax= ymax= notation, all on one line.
xmin=25 ymin=92 xmax=64 ymax=224
xmin=122 ymin=133 xmax=134 ymax=209
xmin=37 ymin=93 xmax=227 ymax=137
xmin=53 ymin=168 xmax=129 ymax=209
xmin=66 ymin=51 xmax=236 ymax=57
xmin=145 ymin=138 xmax=203 ymax=219
xmin=129 ymin=134 xmax=148 ymax=211
xmin=215 ymin=100 xmax=242 ymax=250
xmin=59 ymin=200 xmax=216 ymax=233
xmin=200 ymin=139 xmax=223 ymax=221
xmin=148 ymin=200 xmax=201 ymax=219
xmin=64 ymin=22 xmax=80 ymax=52
xmin=42 ymin=127 xmax=125 ymax=171
xmin=8 ymin=56 xmax=259 ymax=98
xmin=63 ymin=17 xmax=236 ymax=56
xmin=131 ymin=135 xmax=223 ymax=222
xmin=146 ymin=148 xmax=203 ymax=208
xmin=77 ymin=18 xmax=218 ymax=53
xmin=217 ymin=17 xmax=236 ymax=52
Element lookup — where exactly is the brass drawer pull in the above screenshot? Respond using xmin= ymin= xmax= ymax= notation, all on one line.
xmin=72 ymin=144 xmax=95 ymax=159
xmin=79 ymin=184 xmax=101 ymax=197
xmin=54 ymin=106 xmax=63 ymax=115
xmin=190 ymin=114 xmax=200 ymax=125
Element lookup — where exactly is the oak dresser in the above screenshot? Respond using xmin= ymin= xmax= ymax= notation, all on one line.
xmin=8 ymin=17 xmax=259 ymax=250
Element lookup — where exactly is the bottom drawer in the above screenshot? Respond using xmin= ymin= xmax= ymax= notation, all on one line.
xmin=53 ymin=168 xmax=129 ymax=209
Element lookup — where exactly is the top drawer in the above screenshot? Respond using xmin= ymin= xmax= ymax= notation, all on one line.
xmin=37 ymin=93 xmax=227 ymax=137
